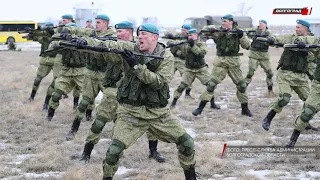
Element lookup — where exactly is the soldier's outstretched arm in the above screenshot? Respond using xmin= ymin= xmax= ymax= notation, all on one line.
xmin=135 ymin=52 xmax=175 ymax=89
xmin=239 ymin=33 xmax=251 ymax=50
xmin=84 ymin=36 xmax=136 ymax=71
xmin=190 ymin=41 xmax=207 ymax=56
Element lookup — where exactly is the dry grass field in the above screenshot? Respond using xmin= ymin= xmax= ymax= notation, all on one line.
xmin=0 ymin=46 xmax=319 ymax=180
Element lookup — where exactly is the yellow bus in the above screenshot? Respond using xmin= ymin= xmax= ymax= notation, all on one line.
xmin=0 ymin=21 xmax=37 ymax=44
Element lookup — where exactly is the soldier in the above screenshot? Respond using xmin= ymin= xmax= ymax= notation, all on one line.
xmin=45 ymin=22 xmax=92 ymax=121
xmin=192 ymin=14 xmax=252 ymax=117
xmin=261 ymin=19 xmax=319 ymax=132
xmin=85 ymin=19 xmax=94 ymax=29
xmin=165 ymin=24 xmax=194 ymax=98
xmin=286 ymin=38 xmax=320 ymax=147
xmin=26 ymin=22 xmax=56 ymax=102
xmin=170 ymin=28 xmax=220 ymax=109
xmin=245 ymin=20 xmax=275 ymax=94
xmin=59 ymin=14 xmax=82 ymax=109
xmin=73 ymin=23 xmax=198 ymax=179
xmin=80 ymin=21 xmax=166 ymax=164
xmin=66 ymin=14 xmax=116 ymax=140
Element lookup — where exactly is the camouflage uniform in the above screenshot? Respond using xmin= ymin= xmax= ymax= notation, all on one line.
xmin=192 ymin=25 xmax=252 ymax=116
xmin=245 ymin=28 xmax=275 ymax=92
xmin=165 ymin=33 xmax=192 ymax=96
xmin=262 ymin=34 xmax=318 ymax=131
xmin=27 ymin=36 xmax=55 ymax=101
xmin=82 ymin=37 xmax=196 ymax=179
xmin=80 ymin=36 xmax=165 ymax=163
xmin=46 ymin=26 xmax=93 ymax=121
xmin=169 ymin=38 xmax=220 ymax=109
xmin=67 ymin=28 xmax=115 ymax=138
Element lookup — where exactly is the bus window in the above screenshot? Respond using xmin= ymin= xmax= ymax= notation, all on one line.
xmin=0 ymin=21 xmax=37 ymax=43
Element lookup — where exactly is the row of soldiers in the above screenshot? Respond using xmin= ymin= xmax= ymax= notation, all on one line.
xmin=24 ymin=13 xmax=320 ymax=179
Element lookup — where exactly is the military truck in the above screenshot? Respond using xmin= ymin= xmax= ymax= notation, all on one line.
xmin=183 ymin=15 xmax=253 ymax=31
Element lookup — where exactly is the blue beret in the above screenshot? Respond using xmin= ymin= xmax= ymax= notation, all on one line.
xmin=62 ymin=14 xmax=73 ymax=19
xmin=137 ymin=23 xmax=159 ymax=35
xmin=115 ymin=21 xmax=134 ymax=29
xmin=259 ymin=20 xmax=267 ymax=25
xmin=188 ymin=29 xmax=198 ymax=34
xmin=96 ymin=14 xmax=110 ymax=21
xmin=221 ymin=14 xmax=233 ymax=20
xmin=86 ymin=19 xmax=92 ymax=22
xmin=65 ymin=22 xmax=77 ymax=27
xmin=44 ymin=22 xmax=54 ymax=26
xmin=182 ymin=24 xmax=192 ymax=30
xmin=296 ymin=19 xmax=310 ymax=29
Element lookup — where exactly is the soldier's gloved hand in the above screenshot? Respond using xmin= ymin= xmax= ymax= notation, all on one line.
xmin=267 ymin=38 xmax=275 ymax=45
xmin=46 ymin=28 xmax=55 ymax=36
xmin=74 ymin=37 xmax=88 ymax=47
xmin=236 ymin=29 xmax=244 ymax=38
xmin=207 ymin=27 xmax=217 ymax=33
xmin=60 ymin=32 xmax=72 ymax=40
xmin=188 ymin=39 xmax=195 ymax=47
xmin=121 ymin=49 xmax=138 ymax=67
xmin=296 ymin=41 xmax=306 ymax=49
xmin=167 ymin=33 xmax=174 ymax=39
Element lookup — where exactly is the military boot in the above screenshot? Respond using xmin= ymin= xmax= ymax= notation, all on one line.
xmin=28 ymin=90 xmax=37 ymax=102
xmin=305 ymin=124 xmax=319 ymax=131
xmin=184 ymin=165 xmax=199 ymax=180
xmin=185 ymin=89 xmax=194 ymax=99
xmin=66 ymin=119 xmax=81 ymax=141
xmin=86 ymin=109 xmax=93 ymax=121
xmin=42 ymin=95 xmax=51 ymax=111
xmin=47 ymin=107 xmax=55 ymax=121
xmin=210 ymin=97 xmax=220 ymax=109
xmin=241 ymin=103 xmax=252 ymax=117
xmin=261 ymin=109 xmax=276 ymax=131
xmin=73 ymin=97 xmax=79 ymax=110
xmin=192 ymin=101 xmax=208 ymax=116
xmin=80 ymin=142 xmax=95 ymax=163
xmin=148 ymin=140 xmax=165 ymax=163
xmin=285 ymin=129 xmax=301 ymax=148
xmin=170 ymin=98 xmax=178 ymax=108
xmin=102 ymin=177 xmax=112 ymax=180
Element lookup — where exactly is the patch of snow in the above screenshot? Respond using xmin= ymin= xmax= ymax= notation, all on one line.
xmin=23 ymin=171 xmax=63 ymax=179
xmin=95 ymin=91 xmax=103 ymax=105
xmin=115 ymin=166 xmax=134 ymax=175
xmin=246 ymin=169 xmax=272 ymax=179
xmin=225 ymin=140 xmax=248 ymax=146
xmin=8 ymin=154 xmax=35 ymax=165
xmin=185 ymin=128 xmax=196 ymax=138
xmin=203 ymin=129 xmax=253 ymax=137
xmin=0 ymin=142 xmax=8 ymax=150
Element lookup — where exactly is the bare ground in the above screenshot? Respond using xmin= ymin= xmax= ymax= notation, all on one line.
xmin=0 ymin=47 xmax=320 ymax=180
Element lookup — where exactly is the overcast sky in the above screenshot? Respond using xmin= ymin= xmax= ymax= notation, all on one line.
xmin=1 ymin=0 xmax=319 ymax=27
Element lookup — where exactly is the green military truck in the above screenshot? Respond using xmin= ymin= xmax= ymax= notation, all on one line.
xmin=184 ymin=15 xmax=253 ymax=31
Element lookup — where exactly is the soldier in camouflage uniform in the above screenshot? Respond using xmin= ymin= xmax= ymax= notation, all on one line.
xmin=45 ymin=22 xmax=94 ymax=121
xmin=73 ymin=23 xmax=197 ymax=179
xmin=262 ymin=19 xmax=319 ymax=132
xmin=80 ymin=21 xmax=165 ymax=164
xmin=245 ymin=20 xmax=275 ymax=94
xmin=169 ymin=28 xmax=220 ymax=109
xmin=44 ymin=14 xmax=83 ymax=110
xmin=27 ymin=22 xmax=56 ymax=102
xmin=66 ymin=14 xmax=116 ymax=140
xmin=164 ymin=24 xmax=194 ymax=98
xmin=287 ymin=37 xmax=320 ymax=147
xmin=85 ymin=19 xmax=94 ymax=29
xmin=192 ymin=14 xmax=253 ymax=117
